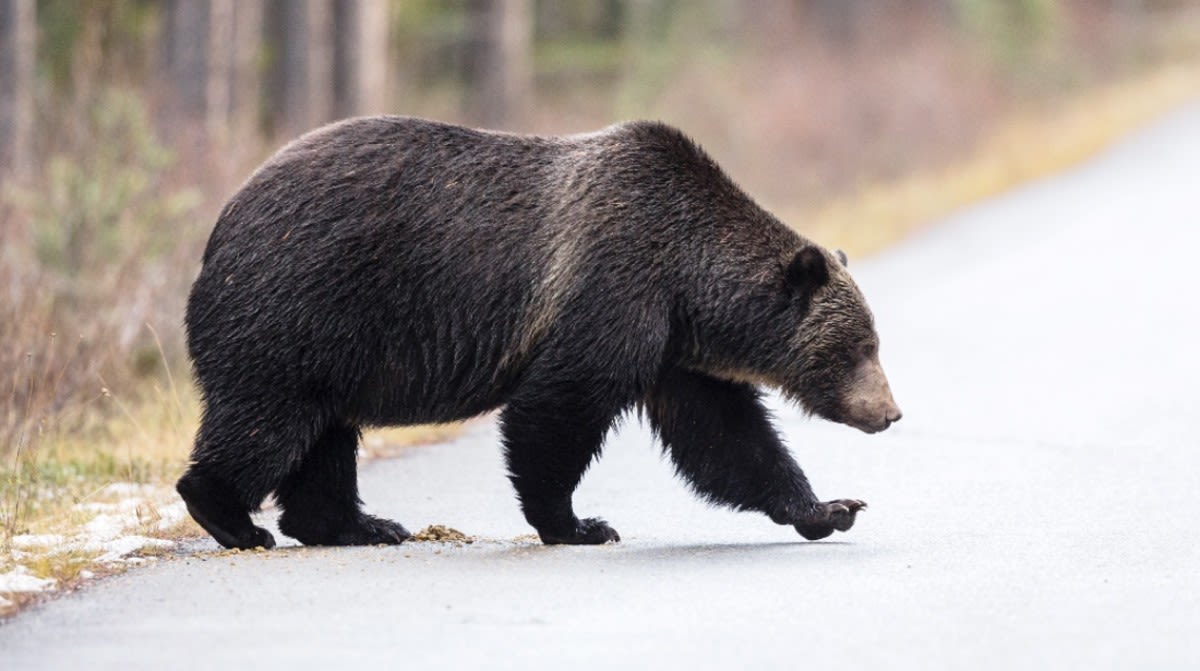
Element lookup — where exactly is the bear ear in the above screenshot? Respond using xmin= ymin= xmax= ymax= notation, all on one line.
xmin=785 ymin=246 xmax=829 ymax=293
xmin=835 ymin=249 xmax=848 ymax=267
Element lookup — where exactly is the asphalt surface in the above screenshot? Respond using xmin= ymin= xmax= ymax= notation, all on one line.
xmin=5 ymin=100 xmax=1200 ymax=669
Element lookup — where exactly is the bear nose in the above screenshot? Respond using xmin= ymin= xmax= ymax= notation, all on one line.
xmin=886 ymin=409 xmax=903 ymax=424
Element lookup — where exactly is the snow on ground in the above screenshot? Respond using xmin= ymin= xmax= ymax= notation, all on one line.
xmin=2 ymin=483 xmax=188 ymax=607
xmin=0 ymin=566 xmax=57 ymax=593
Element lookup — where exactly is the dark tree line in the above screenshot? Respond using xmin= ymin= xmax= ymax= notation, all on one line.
xmin=0 ymin=0 xmax=544 ymax=178
xmin=0 ymin=0 xmax=35 ymax=179
xmin=163 ymin=0 xmax=392 ymax=139
xmin=159 ymin=0 xmax=538 ymax=139
xmin=0 ymin=0 xmax=1179 ymax=182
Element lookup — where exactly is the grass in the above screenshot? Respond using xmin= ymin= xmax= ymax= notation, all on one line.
xmin=0 ymin=375 xmax=450 ymax=617
xmin=0 ymin=375 xmax=194 ymax=615
xmin=798 ymin=61 xmax=1200 ymax=256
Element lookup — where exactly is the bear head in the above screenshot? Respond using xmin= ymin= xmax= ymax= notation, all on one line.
xmin=682 ymin=242 xmax=902 ymax=434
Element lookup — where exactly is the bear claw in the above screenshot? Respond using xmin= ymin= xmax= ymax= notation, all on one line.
xmin=794 ymin=499 xmax=867 ymax=540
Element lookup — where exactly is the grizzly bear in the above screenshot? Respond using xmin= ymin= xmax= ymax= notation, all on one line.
xmin=177 ymin=117 xmax=901 ymax=550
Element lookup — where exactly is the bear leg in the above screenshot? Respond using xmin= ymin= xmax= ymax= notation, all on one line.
xmin=500 ymin=393 xmax=623 ymax=545
xmin=177 ymin=466 xmax=277 ymax=550
xmin=276 ymin=421 xmax=410 ymax=546
xmin=178 ymin=400 xmax=332 ymax=550
xmin=646 ymin=368 xmax=866 ymax=540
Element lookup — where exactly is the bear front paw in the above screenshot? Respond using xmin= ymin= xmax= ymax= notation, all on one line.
xmin=794 ymin=499 xmax=867 ymax=540
xmin=538 ymin=517 xmax=621 ymax=545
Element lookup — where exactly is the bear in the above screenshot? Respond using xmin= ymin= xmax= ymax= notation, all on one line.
xmin=177 ymin=116 xmax=902 ymax=550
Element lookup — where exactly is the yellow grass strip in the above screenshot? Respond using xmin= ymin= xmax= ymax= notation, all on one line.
xmin=802 ymin=62 xmax=1200 ymax=256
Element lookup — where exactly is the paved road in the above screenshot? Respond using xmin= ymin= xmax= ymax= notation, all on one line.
xmin=5 ymin=101 xmax=1200 ymax=669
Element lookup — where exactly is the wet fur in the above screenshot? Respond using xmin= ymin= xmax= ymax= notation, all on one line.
xmin=178 ymin=116 xmax=881 ymax=548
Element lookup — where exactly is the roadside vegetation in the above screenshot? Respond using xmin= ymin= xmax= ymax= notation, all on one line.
xmin=803 ymin=61 xmax=1200 ymax=253
xmin=3 ymin=0 xmax=1200 ymax=616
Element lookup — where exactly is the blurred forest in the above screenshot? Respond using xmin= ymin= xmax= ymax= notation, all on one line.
xmin=3 ymin=0 xmax=1200 ymax=459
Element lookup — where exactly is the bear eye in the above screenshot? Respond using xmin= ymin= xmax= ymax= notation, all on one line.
xmin=857 ymin=341 xmax=877 ymax=358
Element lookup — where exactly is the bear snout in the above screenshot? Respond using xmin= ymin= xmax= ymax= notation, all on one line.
xmin=875 ymin=406 xmax=903 ymax=432
xmin=851 ymin=397 xmax=901 ymax=434
xmin=844 ymin=358 xmax=900 ymax=434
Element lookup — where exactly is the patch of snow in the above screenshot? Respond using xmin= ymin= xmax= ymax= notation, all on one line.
xmin=84 ymin=513 xmax=133 ymax=541
xmin=0 ymin=566 xmax=57 ymax=594
xmin=4 ymin=482 xmax=186 ymax=602
xmin=78 ymin=498 xmax=146 ymax=515
xmin=79 ymin=493 xmax=186 ymax=542
xmin=84 ymin=535 xmax=175 ymax=564
xmin=11 ymin=534 xmax=66 ymax=549
xmin=154 ymin=501 xmax=188 ymax=531
xmin=101 ymin=483 xmax=157 ymax=497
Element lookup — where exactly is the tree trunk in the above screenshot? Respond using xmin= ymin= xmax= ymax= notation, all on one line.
xmin=806 ymin=0 xmax=868 ymax=45
xmin=266 ymin=0 xmax=336 ymax=137
xmin=464 ymin=0 xmax=533 ymax=130
xmin=163 ymin=0 xmax=211 ymax=119
xmin=205 ymin=0 xmax=234 ymax=137
xmin=333 ymin=0 xmax=390 ymax=118
xmin=228 ymin=1 xmax=265 ymax=137
xmin=163 ymin=0 xmax=264 ymax=142
xmin=0 ymin=0 xmax=35 ymax=180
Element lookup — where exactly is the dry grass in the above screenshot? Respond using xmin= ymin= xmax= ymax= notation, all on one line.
xmin=800 ymin=61 xmax=1200 ymax=256
xmin=0 ymin=377 xmax=450 ymax=617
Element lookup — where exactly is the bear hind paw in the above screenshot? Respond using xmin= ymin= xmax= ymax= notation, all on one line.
xmin=338 ymin=514 xmax=411 ymax=545
xmin=280 ymin=512 xmax=411 ymax=546
xmin=177 ymin=470 xmax=277 ymax=550
xmin=538 ymin=517 xmax=621 ymax=545
xmin=184 ymin=501 xmax=277 ymax=550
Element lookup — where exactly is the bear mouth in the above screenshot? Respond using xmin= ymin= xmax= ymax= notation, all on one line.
xmin=845 ymin=417 xmax=887 ymax=434
xmin=842 ymin=414 xmax=897 ymax=434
